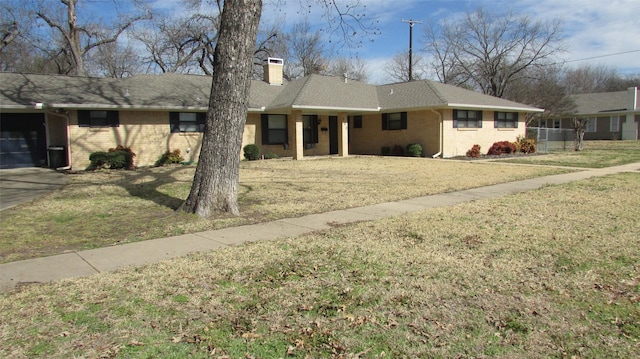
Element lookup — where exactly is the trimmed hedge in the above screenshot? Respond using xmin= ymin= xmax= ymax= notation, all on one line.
xmin=406 ymin=143 xmax=423 ymax=157
xmin=243 ymin=144 xmax=261 ymax=161
xmin=89 ymin=145 xmax=135 ymax=170
xmin=487 ymin=141 xmax=516 ymax=156
xmin=156 ymin=149 xmax=185 ymax=166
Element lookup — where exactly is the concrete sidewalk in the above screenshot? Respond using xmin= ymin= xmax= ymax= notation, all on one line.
xmin=1 ymin=162 xmax=638 ymax=292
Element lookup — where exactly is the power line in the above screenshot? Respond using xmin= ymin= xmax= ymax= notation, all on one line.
xmin=565 ymin=49 xmax=640 ymax=63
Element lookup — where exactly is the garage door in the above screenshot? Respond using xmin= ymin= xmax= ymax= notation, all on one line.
xmin=0 ymin=113 xmax=47 ymax=169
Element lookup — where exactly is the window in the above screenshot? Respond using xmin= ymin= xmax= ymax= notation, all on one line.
xmin=261 ymin=114 xmax=288 ymax=145
xmin=494 ymin=112 xmax=518 ymax=128
xmin=351 ymin=115 xmax=362 ymax=129
xmin=170 ymin=112 xmax=205 ymax=133
xmin=553 ymin=119 xmax=561 ymax=129
xmin=610 ymin=116 xmax=620 ymax=132
xmin=586 ymin=117 xmax=596 ymax=132
xmin=382 ymin=112 xmax=407 ymax=130
xmin=303 ymin=115 xmax=319 ymax=144
xmin=453 ymin=110 xmax=482 ymax=128
xmin=78 ymin=110 xmax=119 ymax=127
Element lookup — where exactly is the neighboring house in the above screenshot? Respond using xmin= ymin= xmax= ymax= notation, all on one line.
xmin=0 ymin=58 xmax=543 ymax=169
xmin=545 ymin=87 xmax=639 ymax=140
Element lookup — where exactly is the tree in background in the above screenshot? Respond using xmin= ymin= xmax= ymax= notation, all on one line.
xmin=326 ymin=56 xmax=370 ymax=82
xmin=33 ymin=0 xmax=151 ymax=76
xmin=85 ymin=41 xmax=143 ymax=78
xmin=562 ymin=64 xmax=640 ymax=94
xmin=285 ymin=20 xmax=328 ymax=79
xmin=504 ymin=65 xmax=576 ymax=126
xmin=383 ymin=51 xmax=427 ymax=83
xmin=423 ymin=7 xmax=563 ymax=98
xmin=135 ymin=12 xmax=219 ymax=74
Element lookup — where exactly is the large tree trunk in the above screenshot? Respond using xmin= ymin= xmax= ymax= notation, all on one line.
xmin=179 ymin=0 xmax=262 ymax=217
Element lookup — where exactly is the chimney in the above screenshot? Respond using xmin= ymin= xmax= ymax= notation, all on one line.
xmin=263 ymin=57 xmax=284 ymax=85
xmin=628 ymin=87 xmax=638 ymax=110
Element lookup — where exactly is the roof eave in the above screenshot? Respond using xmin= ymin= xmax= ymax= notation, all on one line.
xmin=446 ymin=103 xmax=544 ymax=113
xmin=48 ymin=103 xmax=211 ymax=111
xmin=291 ymin=105 xmax=381 ymax=112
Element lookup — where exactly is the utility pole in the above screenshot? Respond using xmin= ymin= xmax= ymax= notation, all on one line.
xmin=401 ymin=18 xmax=422 ymax=81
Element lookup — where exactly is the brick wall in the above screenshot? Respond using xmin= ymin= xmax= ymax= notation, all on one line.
xmin=441 ymin=110 xmax=526 ymax=157
xmin=349 ymin=110 xmax=440 ymax=156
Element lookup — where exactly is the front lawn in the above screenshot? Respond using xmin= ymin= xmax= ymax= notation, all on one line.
xmin=496 ymin=140 xmax=640 ymax=168
xmin=2 ymin=173 xmax=638 ymax=358
xmin=0 ymin=157 xmax=567 ymax=263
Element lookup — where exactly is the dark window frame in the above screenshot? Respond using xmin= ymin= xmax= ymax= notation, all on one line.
xmin=494 ymin=111 xmax=518 ymax=128
xmin=453 ymin=110 xmax=483 ymax=128
xmin=303 ymin=115 xmax=319 ymax=144
xmin=169 ymin=112 xmax=206 ymax=133
xmin=351 ymin=115 xmax=363 ymax=129
xmin=261 ymin=114 xmax=288 ymax=145
xmin=78 ymin=110 xmax=119 ymax=128
xmin=382 ymin=112 xmax=407 ymax=130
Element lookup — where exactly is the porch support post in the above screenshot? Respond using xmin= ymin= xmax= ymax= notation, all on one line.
xmin=290 ymin=110 xmax=304 ymax=160
xmin=337 ymin=111 xmax=349 ymax=157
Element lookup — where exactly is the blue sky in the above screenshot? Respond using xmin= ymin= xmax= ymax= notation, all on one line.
xmin=63 ymin=0 xmax=640 ymax=83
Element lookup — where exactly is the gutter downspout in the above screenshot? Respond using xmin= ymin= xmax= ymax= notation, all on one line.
xmin=430 ymin=109 xmax=443 ymax=158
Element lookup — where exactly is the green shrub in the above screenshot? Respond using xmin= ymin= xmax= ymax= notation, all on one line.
xmin=108 ymin=145 xmax=136 ymax=169
xmin=89 ymin=151 xmax=109 ymax=168
xmin=487 ymin=141 xmax=516 ymax=156
xmin=391 ymin=145 xmax=405 ymax=156
xmin=466 ymin=144 xmax=481 ymax=158
xmin=406 ymin=143 xmax=423 ymax=157
xmin=156 ymin=149 xmax=185 ymax=166
xmin=89 ymin=145 xmax=135 ymax=170
xmin=243 ymin=144 xmax=261 ymax=161
xmin=381 ymin=146 xmax=391 ymax=156
xmin=264 ymin=153 xmax=279 ymax=160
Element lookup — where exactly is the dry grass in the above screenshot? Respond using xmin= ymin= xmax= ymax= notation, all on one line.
xmin=0 ymin=157 xmax=566 ymax=263
xmin=497 ymin=140 xmax=640 ymax=168
xmin=1 ymin=173 xmax=638 ymax=358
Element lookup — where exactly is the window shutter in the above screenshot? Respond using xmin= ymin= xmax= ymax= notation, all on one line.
xmin=169 ymin=112 xmax=180 ymax=133
xmin=107 ymin=111 xmax=119 ymax=127
xmin=382 ymin=114 xmax=388 ymax=130
xmin=477 ymin=111 xmax=483 ymax=128
xmin=453 ymin=110 xmax=458 ymax=128
xmin=400 ymin=112 xmax=407 ymax=129
xmin=494 ymin=112 xmax=499 ymax=128
xmin=197 ymin=112 xmax=206 ymax=132
xmin=514 ymin=112 xmax=519 ymax=128
xmin=261 ymin=114 xmax=269 ymax=144
xmin=78 ymin=110 xmax=90 ymax=127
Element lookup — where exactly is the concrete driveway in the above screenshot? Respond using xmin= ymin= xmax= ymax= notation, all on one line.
xmin=0 ymin=168 xmax=68 ymax=211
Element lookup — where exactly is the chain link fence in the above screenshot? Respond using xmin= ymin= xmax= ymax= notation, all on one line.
xmin=526 ymin=127 xmax=574 ymax=153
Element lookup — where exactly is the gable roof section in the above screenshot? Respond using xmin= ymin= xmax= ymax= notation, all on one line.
xmin=0 ymin=72 xmax=541 ymax=113
xmin=570 ymin=90 xmax=633 ymax=115
xmin=377 ymin=80 xmax=542 ymax=112
xmin=267 ymin=74 xmax=379 ymax=112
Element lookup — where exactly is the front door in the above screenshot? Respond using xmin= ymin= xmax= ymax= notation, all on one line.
xmin=329 ymin=116 xmax=338 ymax=154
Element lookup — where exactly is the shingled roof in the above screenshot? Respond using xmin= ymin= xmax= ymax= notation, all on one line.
xmin=570 ymin=89 xmax=639 ymax=115
xmin=0 ymin=72 xmax=542 ymax=113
